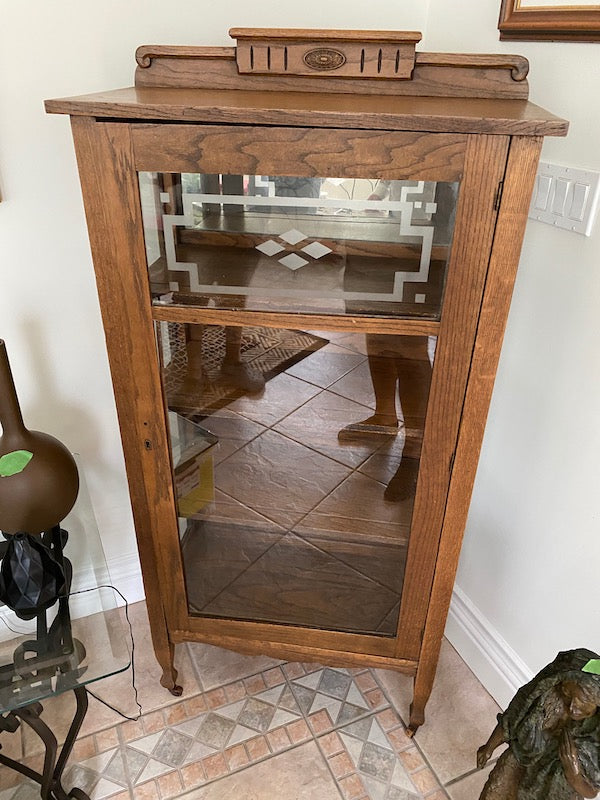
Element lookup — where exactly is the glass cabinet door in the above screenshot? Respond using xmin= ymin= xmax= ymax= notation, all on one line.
xmin=139 ymin=172 xmax=458 ymax=319
xmin=138 ymin=167 xmax=460 ymax=638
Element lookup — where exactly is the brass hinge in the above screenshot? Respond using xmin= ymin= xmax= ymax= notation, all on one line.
xmin=494 ymin=180 xmax=505 ymax=211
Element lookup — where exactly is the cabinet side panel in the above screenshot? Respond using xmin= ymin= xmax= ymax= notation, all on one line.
xmin=412 ymin=136 xmax=543 ymax=707
xmin=70 ymin=117 xmax=187 ymax=684
xmin=396 ymin=134 xmax=510 ymax=660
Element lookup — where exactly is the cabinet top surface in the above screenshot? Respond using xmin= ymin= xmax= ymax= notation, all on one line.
xmin=45 ymin=85 xmax=567 ymax=137
xmin=45 ymin=30 xmax=568 ymax=137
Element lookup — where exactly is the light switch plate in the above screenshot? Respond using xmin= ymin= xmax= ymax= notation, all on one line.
xmin=528 ymin=161 xmax=600 ymax=236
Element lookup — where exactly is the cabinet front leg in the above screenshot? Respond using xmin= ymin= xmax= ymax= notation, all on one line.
xmin=407 ymin=699 xmax=426 ymax=737
xmin=407 ymin=662 xmax=435 ymax=737
xmin=143 ymin=588 xmax=183 ymax=696
xmin=159 ymin=639 xmax=183 ymax=697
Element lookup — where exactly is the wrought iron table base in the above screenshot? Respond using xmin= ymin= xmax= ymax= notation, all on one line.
xmin=0 ymin=685 xmax=90 ymax=800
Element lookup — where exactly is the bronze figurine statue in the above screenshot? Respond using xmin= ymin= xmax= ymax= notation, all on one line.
xmin=477 ymin=649 xmax=600 ymax=799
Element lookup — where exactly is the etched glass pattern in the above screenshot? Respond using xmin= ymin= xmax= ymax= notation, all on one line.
xmin=139 ymin=173 xmax=458 ymax=319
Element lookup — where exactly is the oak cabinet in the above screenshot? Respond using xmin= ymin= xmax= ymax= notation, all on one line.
xmin=46 ymin=29 xmax=567 ymax=733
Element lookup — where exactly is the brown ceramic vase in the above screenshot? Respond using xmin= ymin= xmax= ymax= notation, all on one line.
xmin=0 ymin=340 xmax=79 ymax=534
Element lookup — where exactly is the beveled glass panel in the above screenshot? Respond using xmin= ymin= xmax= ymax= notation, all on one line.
xmin=158 ymin=321 xmax=436 ymax=636
xmin=140 ymin=173 xmax=458 ymax=319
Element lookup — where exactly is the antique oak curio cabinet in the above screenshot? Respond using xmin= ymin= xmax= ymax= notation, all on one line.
xmin=46 ymin=29 xmax=567 ymax=732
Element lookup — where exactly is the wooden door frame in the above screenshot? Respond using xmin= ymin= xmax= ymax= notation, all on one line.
xmin=70 ymin=116 xmax=512 ymax=689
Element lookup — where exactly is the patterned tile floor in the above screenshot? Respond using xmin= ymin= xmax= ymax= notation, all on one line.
xmin=0 ymin=604 xmax=502 ymax=800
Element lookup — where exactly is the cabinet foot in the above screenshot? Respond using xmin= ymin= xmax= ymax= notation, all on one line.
xmin=407 ymin=701 xmax=425 ymax=737
xmin=159 ymin=668 xmax=182 ymax=696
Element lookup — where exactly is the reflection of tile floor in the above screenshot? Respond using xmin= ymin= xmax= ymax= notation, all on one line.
xmin=0 ymin=605 xmax=501 ymax=799
xmin=182 ymin=340 xmax=418 ymax=636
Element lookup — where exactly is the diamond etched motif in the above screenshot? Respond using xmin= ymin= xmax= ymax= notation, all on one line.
xmin=279 ymin=229 xmax=307 ymax=245
xmin=301 ymin=242 xmax=332 ymax=259
xmin=278 ymin=254 xmax=309 ymax=271
xmin=256 ymin=240 xmax=285 ymax=256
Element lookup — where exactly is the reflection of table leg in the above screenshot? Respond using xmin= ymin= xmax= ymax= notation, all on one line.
xmin=0 ymin=686 xmax=90 ymax=800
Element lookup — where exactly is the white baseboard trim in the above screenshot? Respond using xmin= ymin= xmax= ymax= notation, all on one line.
xmin=446 ymin=584 xmax=533 ymax=709
xmin=0 ymin=553 xmax=145 ymax=642
xmin=105 ymin=552 xmax=145 ymax=606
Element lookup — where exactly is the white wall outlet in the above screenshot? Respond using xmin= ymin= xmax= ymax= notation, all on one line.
xmin=528 ymin=162 xmax=600 ymax=237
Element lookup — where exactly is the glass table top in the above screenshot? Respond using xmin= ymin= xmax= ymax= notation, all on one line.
xmin=0 ymin=458 xmax=132 ymax=712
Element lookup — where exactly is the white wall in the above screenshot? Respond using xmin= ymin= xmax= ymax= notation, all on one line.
xmin=426 ymin=0 xmax=600 ymax=704
xmin=1 ymin=1 xmax=598 ymax=702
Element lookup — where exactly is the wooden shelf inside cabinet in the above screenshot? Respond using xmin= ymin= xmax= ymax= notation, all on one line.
xmin=45 ymin=28 xmax=567 ymax=734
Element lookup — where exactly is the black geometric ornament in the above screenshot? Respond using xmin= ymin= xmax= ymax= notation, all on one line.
xmin=0 ymin=532 xmax=65 ymax=620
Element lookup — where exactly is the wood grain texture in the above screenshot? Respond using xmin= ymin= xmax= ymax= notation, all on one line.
xmin=151 ymin=307 xmax=440 ymax=337
xmin=235 ymin=40 xmax=417 ymax=80
xmin=132 ymin=52 xmax=531 ymax=99
xmin=171 ymin=626 xmax=418 ymax=673
xmin=132 ymin=124 xmax=466 ymax=180
xmin=499 ymin=0 xmax=600 ymax=42
xmin=178 ymin=610 xmax=399 ymax=658
xmin=45 ymin=87 xmax=568 ymax=137
xmin=410 ymin=136 xmax=544 ymax=731
xmin=184 ymin=528 xmax=403 ymax=636
xmin=395 ymin=134 xmax=511 ymax=662
xmin=417 ymin=52 xmax=529 ymax=82
xmin=136 ymin=45 xmax=233 ymax=68
xmin=52 ymin=32 xmax=567 ymax=722
xmin=178 ymin=226 xmax=450 ymax=263
xmin=69 ymin=117 xmax=186 ymax=688
xmin=229 ymin=28 xmax=423 ymax=43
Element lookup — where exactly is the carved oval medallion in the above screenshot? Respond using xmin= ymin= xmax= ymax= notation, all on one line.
xmin=303 ymin=48 xmax=346 ymax=72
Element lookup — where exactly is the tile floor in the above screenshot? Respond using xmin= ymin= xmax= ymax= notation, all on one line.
xmin=0 ymin=602 xmax=501 ymax=800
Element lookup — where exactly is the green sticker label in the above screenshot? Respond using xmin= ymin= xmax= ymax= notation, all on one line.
xmin=0 ymin=450 xmax=34 ymax=477
xmin=582 ymin=660 xmax=600 ymax=675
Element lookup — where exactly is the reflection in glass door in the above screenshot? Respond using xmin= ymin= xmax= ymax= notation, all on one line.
xmin=159 ymin=321 xmax=436 ymax=637
xmin=139 ymin=172 xmax=458 ymax=319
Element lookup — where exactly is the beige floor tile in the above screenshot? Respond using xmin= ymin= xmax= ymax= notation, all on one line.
xmin=274 ymin=390 xmax=382 ymax=468
xmin=375 ymin=640 xmax=501 ymax=785
xmin=285 ymin=343 xmax=366 ymax=389
xmin=305 ymin=331 xmax=369 ymax=356
xmin=181 ymin=520 xmax=284 ymax=614
xmin=179 ymin=741 xmax=340 ymax=799
xmin=358 ymin=447 xmax=404 ymax=485
xmin=201 ymin=533 xmax=400 ymax=634
xmin=324 ymin=331 xmax=370 ymax=356
xmin=297 ymin=470 xmax=412 ymax=540
xmin=195 ymin=490 xmax=286 ymax=530
xmin=186 ymin=643 xmax=283 ymax=691
xmin=23 ymin=602 xmax=200 ymax=754
xmin=327 ymin=360 xmax=377 ymax=409
xmin=227 ymin=372 xmax=320 ymax=427
xmin=214 ymin=429 xmax=350 ymax=528
xmin=196 ymin=409 xmax=266 ymax=465
xmin=0 ymin=730 xmax=24 ymax=789
xmin=446 ymin=763 xmax=495 ymax=799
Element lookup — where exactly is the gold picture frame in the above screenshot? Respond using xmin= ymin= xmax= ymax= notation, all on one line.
xmin=499 ymin=0 xmax=600 ymax=40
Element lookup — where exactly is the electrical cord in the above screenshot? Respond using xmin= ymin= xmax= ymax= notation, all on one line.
xmin=70 ymin=585 xmax=142 ymax=721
